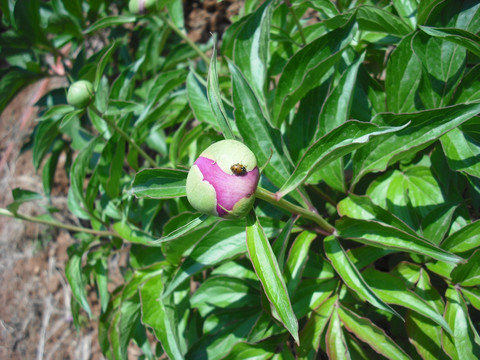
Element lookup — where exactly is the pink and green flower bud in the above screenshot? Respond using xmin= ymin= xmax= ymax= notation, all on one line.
xmin=128 ymin=0 xmax=158 ymax=14
xmin=67 ymin=80 xmax=94 ymax=108
xmin=186 ymin=140 xmax=260 ymax=219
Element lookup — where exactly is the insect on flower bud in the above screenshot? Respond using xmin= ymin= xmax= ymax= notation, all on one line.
xmin=186 ymin=140 xmax=260 ymax=219
xmin=128 ymin=0 xmax=158 ymax=14
xmin=67 ymin=80 xmax=94 ymax=108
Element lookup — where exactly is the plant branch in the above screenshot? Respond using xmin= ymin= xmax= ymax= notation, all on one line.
xmin=255 ymin=187 xmax=335 ymax=233
xmin=0 ymin=208 xmax=118 ymax=238
xmin=89 ymin=105 xmax=157 ymax=168
xmin=157 ymin=12 xmax=211 ymax=65
xmin=285 ymin=0 xmax=307 ymax=47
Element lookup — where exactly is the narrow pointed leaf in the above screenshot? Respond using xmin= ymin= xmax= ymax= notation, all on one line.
xmin=207 ymin=47 xmax=235 ymax=139
xmin=443 ymin=287 xmax=480 ymax=359
xmin=336 ymin=217 xmax=464 ymax=264
xmin=140 ymin=277 xmax=185 ymax=359
xmin=246 ymin=212 xmax=299 ymax=344
xmin=229 ymin=60 xmax=305 ymax=204
xmin=132 ymin=168 xmax=187 ymax=199
xmin=285 ymin=231 xmax=317 ymax=294
xmin=419 ymin=26 xmax=480 ymax=57
xmin=164 ymin=221 xmax=247 ymax=297
xmin=337 ymin=194 xmax=417 ymax=236
xmin=452 ymin=250 xmax=480 ymax=287
xmin=298 ymin=296 xmax=336 ymax=359
xmin=441 ymin=220 xmax=480 ymax=254
xmin=338 ymin=305 xmax=411 ymax=360
xmin=352 ymin=102 xmax=480 ymax=185
xmin=441 ymin=127 xmax=480 ymax=178
xmin=272 ymin=18 xmax=357 ymax=126
xmin=326 ymin=306 xmax=350 ymax=359
xmin=324 ymin=236 xmax=401 ymax=319
xmin=277 ymin=121 xmax=407 ymax=198
xmin=362 ymin=268 xmax=452 ymax=335
xmin=233 ymin=0 xmax=272 ymax=116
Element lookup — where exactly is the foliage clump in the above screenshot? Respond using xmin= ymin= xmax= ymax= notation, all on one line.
xmin=1 ymin=0 xmax=480 ymax=358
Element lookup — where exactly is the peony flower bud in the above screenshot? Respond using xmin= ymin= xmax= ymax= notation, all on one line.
xmin=128 ymin=0 xmax=158 ymax=14
xmin=186 ymin=140 xmax=260 ymax=219
xmin=67 ymin=80 xmax=94 ymax=108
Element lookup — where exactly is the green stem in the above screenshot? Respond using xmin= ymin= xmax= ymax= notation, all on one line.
xmin=255 ymin=187 xmax=335 ymax=233
xmin=157 ymin=13 xmax=211 ymax=65
xmin=286 ymin=0 xmax=307 ymax=47
xmin=0 ymin=208 xmax=118 ymax=238
xmin=90 ymin=105 xmax=157 ymax=168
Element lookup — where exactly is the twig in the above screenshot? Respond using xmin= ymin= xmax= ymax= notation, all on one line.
xmin=89 ymin=105 xmax=157 ymax=168
xmin=255 ymin=186 xmax=335 ymax=233
xmin=157 ymin=12 xmax=211 ymax=65
xmin=0 ymin=208 xmax=118 ymax=238
xmin=37 ymin=295 xmax=53 ymax=360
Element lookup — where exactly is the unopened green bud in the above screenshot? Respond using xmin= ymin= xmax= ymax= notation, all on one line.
xmin=128 ymin=0 xmax=158 ymax=14
xmin=67 ymin=80 xmax=94 ymax=108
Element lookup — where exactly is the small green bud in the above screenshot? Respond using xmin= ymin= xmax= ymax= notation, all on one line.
xmin=128 ymin=0 xmax=158 ymax=14
xmin=186 ymin=140 xmax=260 ymax=219
xmin=67 ymin=80 xmax=94 ymax=108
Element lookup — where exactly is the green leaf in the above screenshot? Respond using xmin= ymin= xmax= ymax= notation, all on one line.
xmin=292 ymin=278 xmax=338 ymax=319
xmin=338 ymin=305 xmax=411 ymax=360
xmin=186 ymin=70 xmax=219 ymax=130
xmin=157 ymin=214 xmax=210 ymax=244
xmin=452 ymin=250 xmax=480 ymax=287
xmin=441 ymin=127 xmax=480 ymax=178
xmin=337 ymin=194 xmax=417 ymax=236
xmin=362 ymin=268 xmax=452 ymax=335
xmin=315 ymin=50 xmax=365 ymax=192
xmin=140 ymin=276 xmax=185 ymax=359
xmin=112 ymin=222 xmax=160 ymax=246
xmin=190 ymin=276 xmax=258 ymax=316
xmin=326 ymin=306 xmax=349 ymax=359
xmin=356 ymin=5 xmax=412 ymax=36
xmin=207 ymin=46 xmax=235 ymax=139
xmin=272 ymin=18 xmax=357 ymax=126
xmin=66 ymin=244 xmax=92 ymax=318
xmin=352 ymin=102 xmax=480 ymax=185
xmin=277 ymin=121 xmax=407 ymax=198
xmin=83 ymin=15 xmax=137 ymax=34
xmin=272 ymin=216 xmax=296 ymax=272
xmin=132 ymin=168 xmax=188 ymax=199
xmin=33 ymin=119 xmax=61 ymax=171
xmin=7 ymin=188 xmax=42 ymax=213
xmin=392 ymin=0 xmax=417 ymax=28
xmin=443 ymin=286 xmax=480 ymax=360
xmin=419 ymin=26 xmax=480 ymax=57
xmin=229 ymin=60 xmax=302 ymax=203
xmin=246 ymin=212 xmax=299 ymax=344
xmin=285 ymin=231 xmax=316 ymax=294
xmin=233 ymin=0 xmax=272 ymax=118
xmin=0 ymin=68 xmax=41 ymax=117
xmin=385 ymin=33 xmax=422 ymax=113
xmin=441 ymin=220 xmax=480 ymax=254
xmin=94 ymin=259 xmax=109 ymax=314
xmin=413 ymin=32 xmax=465 ymax=109
xmin=421 ymin=202 xmax=459 ymax=245
xmin=95 ymin=41 xmax=117 ymax=91
xmin=297 ymin=296 xmax=336 ymax=359
xmin=324 ymin=236 xmax=400 ymax=319
xmin=336 ymin=217 xmax=463 ymax=264
xmin=406 ymin=311 xmax=444 ymax=360
xmin=164 ymin=220 xmax=248 ymax=297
